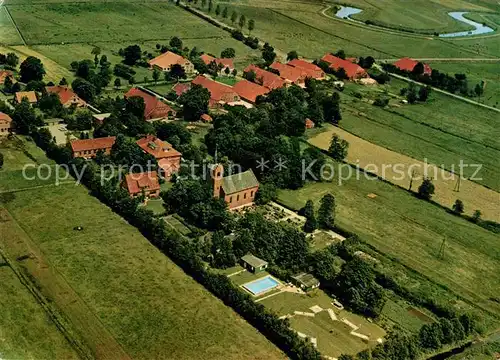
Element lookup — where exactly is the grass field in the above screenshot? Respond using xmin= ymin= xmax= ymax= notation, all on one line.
xmin=427 ymin=61 xmax=500 ymax=107
xmin=259 ymin=290 xmax=385 ymax=358
xmin=308 ymin=124 xmax=500 ymax=221
xmin=0 ymin=137 xmax=284 ymax=360
xmin=338 ymin=79 xmax=500 ymax=192
xmin=0 ymin=7 xmax=23 ymax=45
xmin=277 ymin=157 xmax=500 ymax=319
xmin=0 ymin=263 xmax=79 ymax=360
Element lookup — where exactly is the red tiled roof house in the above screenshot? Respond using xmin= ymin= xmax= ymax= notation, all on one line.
xmin=124 ymin=87 xmax=176 ymax=121
xmin=71 ymin=136 xmax=116 ymax=159
xmin=0 ymin=70 xmax=15 ymax=85
xmin=15 ymin=91 xmax=37 ymax=104
xmin=233 ymin=80 xmax=269 ymax=103
xmin=244 ymin=65 xmax=286 ymax=90
xmin=122 ymin=171 xmax=160 ymax=199
xmin=136 ymin=135 xmax=182 ymax=178
xmin=0 ymin=112 xmax=13 ymax=136
xmin=287 ymin=59 xmax=326 ymax=80
xmin=149 ymin=51 xmax=195 ymax=74
xmin=209 ymin=164 xmax=259 ymax=210
xmin=393 ymin=57 xmax=432 ymax=75
xmin=200 ymin=54 xmax=235 ymax=74
xmin=321 ymin=54 xmax=368 ymax=80
xmin=270 ymin=62 xmax=305 ymax=85
xmin=191 ymin=75 xmax=240 ymax=108
xmin=46 ymin=86 xmax=87 ymax=108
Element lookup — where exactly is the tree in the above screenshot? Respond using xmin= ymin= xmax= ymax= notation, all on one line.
xmin=94 ymin=54 xmax=99 ymax=68
xmin=76 ymin=60 xmax=93 ymax=79
xmin=418 ymin=85 xmax=431 ymax=102
xmin=318 ymin=193 xmax=335 ymax=229
xmin=412 ymin=62 xmax=425 ymax=76
xmin=208 ymin=0 xmax=213 ymax=12
xmin=222 ymin=6 xmax=228 ymax=18
xmin=114 ymin=78 xmax=122 ymax=89
xmin=419 ymin=323 xmax=442 ymax=350
xmin=38 ymin=92 xmax=63 ymax=117
xmin=201 ymin=0 xmax=206 ymax=8
xmin=19 ymin=56 xmax=46 ymax=83
xmin=231 ymin=68 xmax=237 ymax=77
xmin=5 ymin=52 xmax=19 ymax=68
xmin=248 ymin=19 xmax=255 ymax=35
xmin=224 ymin=67 xmax=230 ymax=76
xmin=262 ymin=43 xmax=276 ymax=66
xmin=71 ymin=78 xmax=96 ymax=103
xmin=328 ymin=134 xmax=348 ymax=161
xmin=474 ymin=81 xmax=484 ymax=102
xmin=0 ymin=153 xmax=3 ymax=169
xmin=125 ymin=96 xmax=146 ymax=120
xmin=244 ymin=69 xmax=256 ymax=82
xmin=169 ymin=36 xmax=183 ymax=49
xmin=255 ymin=182 xmax=277 ymax=204
xmin=334 ymin=50 xmax=346 ymax=59
xmin=452 ymin=199 xmax=464 ymax=215
xmin=215 ymin=4 xmax=221 ymax=16
xmin=322 ymin=92 xmax=342 ymax=124
xmin=59 ymin=77 xmax=68 ymax=86
xmin=231 ymin=11 xmax=238 ymax=25
xmin=169 ymin=64 xmax=186 ymax=80
xmin=303 ymin=200 xmax=317 ymax=233
xmin=238 ymin=14 xmax=246 ymax=29
xmin=123 ymin=45 xmax=142 ymax=66
xmin=211 ymin=231 xmax=236 ymax=268
xmin=91 ymin=46 xmax=101 ymax=56
xmin=220 ymin=48 xmax=236 ymax=58
xmin=287 ymin=50 xmax=299 ymax=61
xmin=417 ymin=178 xmax=435 ymax=200
xmin=406 ymin=84 xmax=418 ymax=104
xmin=12 ymin=98 xmax=42 ymax=134
xmin=178 ymin=84 xmax=210 ymax=120
xmin=472 ymin=209 xmax=482 ymax=223
xmin=3 ymin=76 xmax=13 ymax=93
xmin=152 ymin=68 xmax=161 ymax=84
xmin=100 ymin=55 xmax=109 ymax=67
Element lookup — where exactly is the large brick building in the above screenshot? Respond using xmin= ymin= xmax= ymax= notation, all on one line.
xmin=122 ymin=171 xmax=161 ymax=199
xmin=70 ymin=136 xmax=116 ymax=159
xmin=125 ymin=87 xmax=176 ymax=121
xmin=136 ymin=135 xmax=182 ymax=178
xmin=321 ymin=54 xmax=368 ymax=80
xmin=209 ymin=164 xmax=259 ymax=210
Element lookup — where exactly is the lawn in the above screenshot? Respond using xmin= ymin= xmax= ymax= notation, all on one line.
xmin=380 ymin=298 xmax=431 ymax=333
xmin=0 ymin=7 xmax=23 ymax=45
xmin=277 ymin=166 xmax=500 ymax=319
xmin=0 ymin=144 xmax=283 ymax=360
xmin=336 ymin=79 xmax=500 ymax=192
xmin=0 ymin=264 xmax=79 ymax=360
xmin=163 ymin=214 xmax=192 ymax=236
xmin=259 ymin=290 xmax=385 ymax=358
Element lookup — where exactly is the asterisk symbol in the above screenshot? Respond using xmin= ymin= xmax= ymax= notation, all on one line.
xmin=274 ymin=157 xmax=287 ymax=171
xmin=256 ymin=157 xmax=270 ymax=172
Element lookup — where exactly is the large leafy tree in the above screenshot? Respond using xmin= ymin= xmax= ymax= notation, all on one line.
xmin=318 ymin=193 xmax=335 ymax=229
xmin=72 ymin=78 xmax=96 ymax=102
xmin=12 ymin=98 xmax=43 ymax=134
xmin=303 ymin=200 xmax=317 ymax=233
xmin=20 ymin=56 xmax=46 ymax=83
xmin=417 ymin=178 xmax=435 ymax=200
xmin=178 ymin=84 xmax=210 ymax=121
xmin=122 ymin=45 xmax=142 ymax=66
xmin=328 ymin=134 xmax=349 ymax=161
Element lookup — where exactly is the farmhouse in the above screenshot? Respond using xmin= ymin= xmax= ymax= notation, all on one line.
xmin=394 ymin=57 xmax=432 ymax=75
xmin=0 ymin=70 xmax=15 ymax=85
xmin=124 ymin=87 xmax=176 ymax=121
xmin=244 ymin=65 xmax=286 ymax=90
xmin=240 ymin=254 xmax=268 ymax=273
xmin=0 ymin=112 xmax=13 ymax=136
xmin=46 ymin=86 xmax=87 ymax=108
xmin=305 ymin=118 xmax=315 ymax=129
xmin=172 ymin=82 xmax=191 ymax=97
xmin=209 ymin=163 xmax=259 ymax=209
xmin=149 ymin=51 xmax=194 ymax=74
xmin=70 ymin=136 xmax=116 ymax=159
xmin=291 ymin=273 xmax=320 ymax=292
xmin=200 ymin=54 xmax=235 ymax=73
xmin=321 ymin=54 xmax=368 ymax=80
xmin=136 ymin=135 xmax=182 ymax=178
xmin=233 ymin=79 xmax=269 ymax=103
xmin=122 ymin=171 xmax=160 ymax=199
xmin=287 ymin=59 xmax=326 ymax=80
xmin=15 ymin=91 xmax=37 ymax=104
xmin=270 ymin=62 xmax=305 ymax=85
xmin=191 ymin=75 xmax=240 ymax=108
xmin=200 ymin=113 xmax=212 ymax=122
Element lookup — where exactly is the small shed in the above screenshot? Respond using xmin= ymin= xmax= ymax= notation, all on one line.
xmin=240 ymin=254 xmax=268 ymax=273
xmin=200 ymin=113 xmax=213 ymax=122
xmin=292 ymin=273 xmax=320 ymax=292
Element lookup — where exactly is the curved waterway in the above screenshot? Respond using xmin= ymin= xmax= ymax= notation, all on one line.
xmin=333 ymin=6 xmax=495 ymax=37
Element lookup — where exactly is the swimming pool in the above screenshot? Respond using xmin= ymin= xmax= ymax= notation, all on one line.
xmin=242 ymin=276 xmax=281 ymax=296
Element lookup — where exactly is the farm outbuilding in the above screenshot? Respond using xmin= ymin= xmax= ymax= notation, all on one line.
xmin=240 ymin=254 xmax=268 ymax=273
xmin=291 ymin=273 xmax=320 ymax=292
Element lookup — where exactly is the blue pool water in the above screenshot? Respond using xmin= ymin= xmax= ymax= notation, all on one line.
xmin=243 ymin=276 xmax=280 ymax=295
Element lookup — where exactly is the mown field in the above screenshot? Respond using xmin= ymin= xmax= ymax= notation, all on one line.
xmin=309 ymin=124 xmax=500 ymax=222
xmin=0 ymin=7 xmax=23 ymax=45
xmin=0 ymin=263 xmax=80 ymax=360
xmin=338 ymin=79 xmax=500 ymax=192
xmin=277 ymin=156 xmax=500 ymax=319
xmin=0 ymin=137 xmax=284 ymax=360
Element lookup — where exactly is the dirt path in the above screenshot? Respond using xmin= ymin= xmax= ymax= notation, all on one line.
xmin=0 ymin=207 xmax=133 ymax=360
xmin=309 ymin=126 xmax=500 ymax=222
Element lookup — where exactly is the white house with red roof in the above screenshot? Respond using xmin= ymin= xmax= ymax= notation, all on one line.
xmin=149 ymin=51 xmax=194 ymax=74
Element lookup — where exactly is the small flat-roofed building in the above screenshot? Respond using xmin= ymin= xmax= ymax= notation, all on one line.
xmin=0 ymin=112 xmax=13 ymax=136
xmin=15 ymin=91 xmax=37 ymax=105
xmin=70 ymin=136 xmax=116 ymax=159
xmin=241 ymin=254 xmax=268 ymax=273
xmin=122 ymin=171 xmax=160 ymax=199
xmin=291 ymin=273 xmax=320 ymax=292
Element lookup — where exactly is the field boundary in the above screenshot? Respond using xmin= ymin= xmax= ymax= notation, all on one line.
xmin=3 ymin=5 xmax=27 ymax=45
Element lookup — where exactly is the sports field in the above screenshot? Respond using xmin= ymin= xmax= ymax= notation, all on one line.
xmin=309 ymin=124 xmax=500 ymax=221
xmin=277 ymin=155 xmax=500 ymax=319
xmin=0 ymin=137 xmax=284 ymax=360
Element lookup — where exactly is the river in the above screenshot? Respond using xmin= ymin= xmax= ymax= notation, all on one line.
xmin=333 ymin=6 xmax=495 ymax=38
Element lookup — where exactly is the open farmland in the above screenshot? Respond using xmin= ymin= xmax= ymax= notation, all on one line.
xmin=337 ymin=79 xmax=500 ymax=192
xmin=0 ymin=7 xmax=23 ymax=45
xmin=0 ymin=138 xmax=283 ymax=360
xmin=309 ymin=124 xmax=500 ymax=222
xmin=277 ymin=154 xmax=500 ymax=319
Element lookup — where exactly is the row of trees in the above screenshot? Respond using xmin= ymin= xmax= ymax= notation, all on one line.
xmin=192 ymin=0 xmax=256 ymax=35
